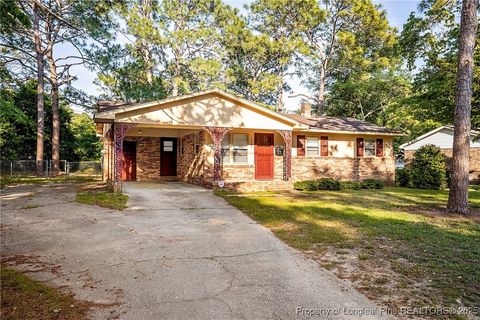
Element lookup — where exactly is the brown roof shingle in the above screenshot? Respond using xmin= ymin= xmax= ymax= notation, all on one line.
xmin=97 ymin=100 xmax=136 ymax=113
xmin=285 ymin=114 xmax=402 ymax=134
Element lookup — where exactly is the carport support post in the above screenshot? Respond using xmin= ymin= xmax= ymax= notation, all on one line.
xmin=205 ymin=127 xmax=231 ymax=184
xmin=277 ymin=130 xmax=292 ymax=181
xmin=113 ymin=123 xmax=135 ymax=192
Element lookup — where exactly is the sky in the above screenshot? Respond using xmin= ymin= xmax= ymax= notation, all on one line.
xmin=63 ymin=0 xmax=421 ymax=112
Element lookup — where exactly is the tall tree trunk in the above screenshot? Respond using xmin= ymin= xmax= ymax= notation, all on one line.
xmin=277 ymin=88 xmax=284 ymax=113
xmin=276 ymin=68 xmax=285 ymax=112
xmin=142 ymin=43 xmax=153 ymax=85
xmin=172 ymin=56 xmax=180 ymax=96
xmin=317 ymin=59 xmax=327 ymax=115
xmin=46 ymin=49 xmax=60 ymax=173
xmin=139 ymin=0 xmax=153 ymax=85
xmin=33 ymin=2 xmax=45 ymax=176
xmin=447 ymin=0 xmax=478 ymax=214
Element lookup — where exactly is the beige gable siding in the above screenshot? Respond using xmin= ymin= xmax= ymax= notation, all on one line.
xmin=403 ymin=128 xmax=480 ymax=150
xmin=115 ymin=94 xmax=293 ymax=130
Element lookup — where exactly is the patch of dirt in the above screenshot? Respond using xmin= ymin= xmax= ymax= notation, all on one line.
xmin=1 ymin=254 xmax=63 ymax=277
xmin=306 ymin=244 xmax=454 ymax=320
xmin=78 ymin=182 xmax=111 ymax=193
xmin=271 ymin=222 xmax=299 ymax=232
xmin=1 ymin=263 xmax=94 ymax=320
xmin=1 ymin=255 xmax=124 ymax=319
xmin=407 ymin=206 xmax=480 ymax=219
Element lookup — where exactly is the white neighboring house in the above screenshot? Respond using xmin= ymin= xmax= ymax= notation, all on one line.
xmin=399 ymin=125 xmax=480 ymax=183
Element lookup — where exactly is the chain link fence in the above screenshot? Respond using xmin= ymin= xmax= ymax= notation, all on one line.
xmin=0 ymin=160 xmax=102 ymax=177
xmin=66 ymin=161 xmax=102 ymax=176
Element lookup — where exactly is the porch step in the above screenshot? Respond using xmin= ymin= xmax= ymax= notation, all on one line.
xmin=222 ymin=180 xmax=293 ymax=192
xmin=158 ymin=176 xmax=180 ymax=182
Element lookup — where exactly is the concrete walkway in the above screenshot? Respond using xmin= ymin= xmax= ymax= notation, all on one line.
xmin=1 ymin=182 xmax=390 ymax=319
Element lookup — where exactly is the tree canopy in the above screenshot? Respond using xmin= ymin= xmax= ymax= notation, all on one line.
xmin=0 ymin=0 xmax=478 ymax=162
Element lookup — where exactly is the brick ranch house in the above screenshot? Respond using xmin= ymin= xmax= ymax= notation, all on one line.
xmin=94 ymin=89 xmax=403 ymax=191
xmin=400 ymin=125 xmax=480 ymax=183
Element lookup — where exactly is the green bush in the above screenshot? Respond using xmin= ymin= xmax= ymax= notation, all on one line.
xmin=410 ymin=145 xmax=447 ymax=189
xmin=340 ymin=181 xmax=362 ymax=190
xmin=317 ymin=178 xmax=341 ymax=190
xmin=361 ymin=179 xmax=384 ymax=189
xmin=293 ymin=180 xmax=319 ymax=191
xmin=396 ymin=168 xmax=411 ymax=187
xmin=293 ymin=178 xmax=341 ymax=191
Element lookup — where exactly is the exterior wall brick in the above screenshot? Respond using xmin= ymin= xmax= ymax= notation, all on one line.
xmin=114 ymin=131 xmax=398 ymax=190
xmin=291 ymin=156 xmax=396 ymax=185
xmin=471 ymin=148 xmax=480 ymax=183
xmin=221 ymin=156 xmax=284 ymax=181
xmin=222 ymin=165 xmax=255 ymax=180
xmin=405 ymin=147 xmax=480 ymax=183
xmin=132 ymin=137 xmax=161 ymax=181
xmin=178 ymin=131 xmax=210 ymax=186
xmin=223 ymin=180 xmax=292 ymax=192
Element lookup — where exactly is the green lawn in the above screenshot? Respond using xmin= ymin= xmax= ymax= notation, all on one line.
xmin=0 ymin=175 xmax=100 ymax=189
xmin=219 ymin=187 xmax=480 ymax=318
xmin=1 ymin=266 xmax=90 ymax=319
xmin=75 ymin=191 xmax=128 ymax=210
xmin=75 ymin=182 xmax=128 ymax=210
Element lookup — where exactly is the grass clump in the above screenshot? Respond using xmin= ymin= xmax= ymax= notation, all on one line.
xmin=75 ymin=191 xmax=128 ymax=210
xmin=1 ymin=266 xmax=90 ymax=319
xmin=75 ymin=182 xmax=128 ymax=210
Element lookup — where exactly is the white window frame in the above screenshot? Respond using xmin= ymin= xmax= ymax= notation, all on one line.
xmin=306 ymin=136 xmax=319 ymax=157
xmin=221 ymin=133 xmax=249 ymax=164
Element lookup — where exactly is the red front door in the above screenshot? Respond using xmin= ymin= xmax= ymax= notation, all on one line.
xmin=255 ymin=133 xmax=274 ymax=180
xmin=122 ymin=141 xmax=136 ymax=181
xmin=160 ymin=138 xmax=177 ymax=176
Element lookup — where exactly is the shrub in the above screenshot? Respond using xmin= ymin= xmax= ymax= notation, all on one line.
xmin=340 ymin=181 xmax=362 ymax=190
xmin=317 ymin=178 xmax=341 ymax=190
xmin=410 ymin=145 xmax=447 ymax=189
xmin=293 ymin=178 xmax=341 ymax=191
xmin=396 ymin=168 xmax=411 ymax=187
xmin=293 ymin=180 xmax=318 ymax=191
xmin=361 ymin=179 xmax=384 ymax=189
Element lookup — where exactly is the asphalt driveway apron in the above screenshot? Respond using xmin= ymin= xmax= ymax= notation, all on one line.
xmin=1 ymin=182 xmax=390 ymax=319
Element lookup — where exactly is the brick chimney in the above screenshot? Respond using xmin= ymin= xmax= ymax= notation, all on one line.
xmin=300 ymin=101 xmax=312 ymax=118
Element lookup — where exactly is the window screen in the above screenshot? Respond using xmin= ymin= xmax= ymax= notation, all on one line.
xmin=221 ymin=133 xmax=230 ymax=163
xmin=232 ymin=134 xmax=248 ymax=163
xmin=365 ymin=139 xmax=376 ymax=157
xmin=306 ymin=137 xmax=319 ymax=156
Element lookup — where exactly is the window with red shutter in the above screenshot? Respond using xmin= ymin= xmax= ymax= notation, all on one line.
xmin=356 ymin=138 xmax=364 ymax=157
xmin=320 ymin=136 xmax=328 ymax=156
xmin=376 ymin=139 xmax=384 ymax=157
xmin=297 ymin=135 xmax=305 ymax=156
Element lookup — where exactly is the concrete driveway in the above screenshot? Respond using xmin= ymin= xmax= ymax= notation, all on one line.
xmin=1 ymin=182 xmax=389 ymax=319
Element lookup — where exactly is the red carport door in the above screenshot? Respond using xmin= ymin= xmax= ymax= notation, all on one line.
xmin=122 ymin=140 xmax=136 ymax=181
xmin=255 ymin=133 xmax=274 ymax=180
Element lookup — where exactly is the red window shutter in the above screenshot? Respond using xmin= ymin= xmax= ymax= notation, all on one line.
xmin=297 ymin=135 xmax=305 ymax=156
xmin=357 ymin=138 xmax=364 ymax=157
xmin=376 ymin=139 xmax=384 ymax=157
xmin=320 ymin=136 xmax=328 ymax=157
